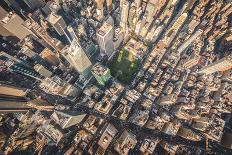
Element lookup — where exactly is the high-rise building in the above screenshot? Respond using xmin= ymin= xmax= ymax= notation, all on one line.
xmin=106 ymin=0 xmax=112 ymax=13
xmin=97 ymin=22 xmax=114 ymax=58
xmin=198 ymin=54 xmax=232 ymax=75
xmin=0 ymin=12 xmax=35 ymax=40
xmin=47 ymin=13 xmax=66 ymax=36
xmin=176 ymin=29 xmax=203 ymax=55
xmin=145 ymin=0 xmax=159 ymax=22
xmin=114 ymin=27 xmax=124 ymax=50
xmin=120 ymin=1 xmax=129 ymax=32
xmin=134 ymin=0 xmax=142 ymax=10
xmin=51 ymin=110 xmax=86 ymax=129
xmin=39 ymin=122 xmax=65 ymax=145
xmin=39 ymin=76 xmax=79 ymax=100
xmin=61 ymin=40 xmax=92 ymax=79
xmin=95 ymin=0 xmax=104 ymax=19
xmin=0 ymin=6 xmax=13 ymax=37
xmin=0 ymin=51 xmax=41 ymax=79
xmin=91 ymin=63 xmax=111 ymax=85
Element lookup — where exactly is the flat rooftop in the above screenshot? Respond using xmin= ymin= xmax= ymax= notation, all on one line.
xmin=47 ymin=13 xmax=62 ymax=25
xmin=1 ymin=12 xmax=17 ymax=24
xmin=97 ymin=22 xmax=112 ymax=37
xmin=92 ymin=63 xmax=109 ymax=76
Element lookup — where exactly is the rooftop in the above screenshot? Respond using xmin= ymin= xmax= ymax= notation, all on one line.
xmin=97 ymin=22 xmax=113 ymax=37
xmin=92 ymin=63 xmax=109 ymax=76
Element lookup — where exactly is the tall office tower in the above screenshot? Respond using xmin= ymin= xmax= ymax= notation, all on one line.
xmin=134 ymin=0 xmax=142 ymax=10
xmin=114 ymin=27 xmax=124 ymax=50
xmin=164 ymin=12 xmax=188 ymax=45
xmin=120 ymin=1 xmax=129 ymax=32
xmin=65 ymin=25 xmax=79 ymax=43
xmin=145 ymin=0 xmax=159 ymax=22
xmin=128 ymin=5 xmax=136 ymax=29
xmin=198 ymin=55 xmax=232 ymax=75
xmin=91 ymin=63 xmax=111 ymax=85
xmin=61 ymin=27 xmax=92 ymax=78
xmin=51 ymin=111 xmax=86 ymax=129
xmin=106 ymin=0 xmax=112 ymax=13
xmin=95 ymin=0 xmax=104 ymax=19
xmin=97 ymin=22 xmax=114 ymax=58
xmin=39 ymin=76 xmax=79 ymax=100
xmin=176 ymin=30 xmax=203 ymax=55
xmin=47 ymin=13 xmax=67 ymax=36
xmin=0 ymin=51 xmax=41 ymax=79
xmin=0 ymin=6 xmax=13 ymax=37
xmin=0 ymin=12 xmax=35 ymax=40
xmin=22 ymin=0 xmax=45 ymax=10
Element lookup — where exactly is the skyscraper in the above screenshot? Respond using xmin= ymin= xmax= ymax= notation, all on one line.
xmin=61 ymin=41 xmax=92 ymax=79
xmin=198 ymin=54 xmax=232 ymax=75
xmin=106 ymin=0 xmax=112 ymax=13
xmin=51 ymin=110 xmax=86 ymax=129
xmin=47 ymin=13 xmax=67 ymax=36
xmin=120 ymin=1 xmax=129 ymax=32
xmin=145 ymin=0 xmax=159 ymax=22
xmin=97 ymin=22 xmax=114 ymax=58
xmin=0 ymin=12 xmax=35 ymax=40
xmin=95 ymin=0 xmax=104 ymax=19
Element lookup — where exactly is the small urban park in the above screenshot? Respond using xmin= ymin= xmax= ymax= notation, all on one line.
xmin=109 ymin=49 xmax=140 ymax=84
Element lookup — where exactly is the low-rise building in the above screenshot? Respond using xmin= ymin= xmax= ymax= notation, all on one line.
xmin=139 ymin=138 xmax=159 ymax=154
xmin=96 ymin=123 xmax=118 ymax=154
xmin=177 ymin=126 xmax=201 ymax=141
xmin=114 ymin=130 xmax=137 ymax=155
xmin=112 ymin=98 xmax=133 ymax=120
xmin=94 ymin=81 xmax=124 ymax=114
xmin=83 ymin=115 xmax=104 ymax=134
xmin=159 ymin=140 xmax=178 ymax=155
